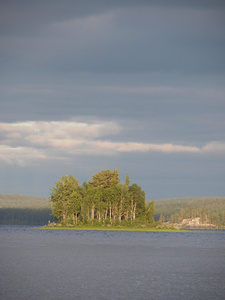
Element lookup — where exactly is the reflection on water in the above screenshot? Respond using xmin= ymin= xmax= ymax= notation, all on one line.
xmin=1 ymin=226 xmax=225 ymax=300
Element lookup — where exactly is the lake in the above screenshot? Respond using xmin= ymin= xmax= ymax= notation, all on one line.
xmin=0 ymin=226 xmax=225 ymax=300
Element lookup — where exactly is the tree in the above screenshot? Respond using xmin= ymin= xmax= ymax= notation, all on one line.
xmin=146 ymin=201 xmax=155 ymax=224
xmin=69 ymin=188 xmax=82 ymax=225
xmin=129 ymin=184 xmax=146 ymax=221
xmin=109 ymin=185 xmax=121 ymax=223
xmin=50 ymin=175 xmax=80 ymax=223
xmin=85 ymin=184 xmax=96 ymax=222
xmin=125 ymin=172 xmax=130 ymax=186
xmin=117 ymin=183 xmax=129 ymax=223
xmin=89 ymin=169 xmax=120 ymax=188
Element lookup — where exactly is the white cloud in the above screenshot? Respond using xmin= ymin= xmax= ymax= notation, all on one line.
xmin=202 ymin=142 xmax=225 ymax=154
xmin=0 ymin=121 xmax=224 ymax=166
xmin=114 ymin=142 xmax=201 ymax=153
xmin=0 ymin=120 xmax=119 ymax=140
xmin=0 ymin=121 xmax=120 ymax=165
xmin=0 ymin=145 xmax=46 ymax=166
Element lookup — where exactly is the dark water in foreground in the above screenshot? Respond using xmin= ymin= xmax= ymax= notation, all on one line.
xmin=0 ymin=226 xmax=225 ymax=300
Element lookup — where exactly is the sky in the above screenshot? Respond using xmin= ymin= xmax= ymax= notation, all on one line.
xmin=0 ymin=0 xmax=225 ymax=200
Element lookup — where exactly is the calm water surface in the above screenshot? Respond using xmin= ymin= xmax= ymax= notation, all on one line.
xmin=0 ymin=226 xmax=225 ymax=300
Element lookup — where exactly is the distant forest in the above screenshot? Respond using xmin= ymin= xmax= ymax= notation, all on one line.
xmin=155 ymin=197 xmax=225 ymax=228
xmin=0 ymin=194 xmax=54 ymax=225
xmin=0 ymin=208 xmax=55 ymax=225
xmin=0 ymin=194 xmax=51 ymax=208
xmin=1 ymin=192 xmax=224 ymax=228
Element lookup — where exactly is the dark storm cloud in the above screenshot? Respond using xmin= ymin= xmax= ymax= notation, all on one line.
xmin=1 ymin=0 xmax=225 ymax=74
xmin=1 ymin=0 xmax=224 ymax=33
xmin=0 ymin=0 xmax=225 ymax=199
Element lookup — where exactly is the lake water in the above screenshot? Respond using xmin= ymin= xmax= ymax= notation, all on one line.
xmin=0 ymin=226 xmax=225 ymax=300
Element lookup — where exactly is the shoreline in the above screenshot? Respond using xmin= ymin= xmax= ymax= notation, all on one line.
xmin=39 ymin=225 xmax=190 ymax=232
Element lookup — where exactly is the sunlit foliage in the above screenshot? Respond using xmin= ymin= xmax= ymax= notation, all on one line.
xmin=50 ymin=170 xmax=155 ymax=226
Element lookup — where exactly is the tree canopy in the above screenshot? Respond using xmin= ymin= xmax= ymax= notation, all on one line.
xmin=49 ymin=169 xmax=155 ymax=226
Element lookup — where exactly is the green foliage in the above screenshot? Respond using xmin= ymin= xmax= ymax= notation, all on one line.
xmin=50 ymin=175 xmax=81 ymax=224
xmin=146 ymin=201 xmax=155 ymax=224
xmin=89 ymin=168 xmax=120 ymax=188
xmin=129 ymin=184 xmax=146 ymax=219
xmin=49 ymin=169 xmax=154 ymax=227
xmin=125 ymin=172 xmax=130 ymax=186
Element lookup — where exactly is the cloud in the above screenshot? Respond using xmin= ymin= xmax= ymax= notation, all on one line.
xmin=0 ymin=120 xmax=119 ymax=140
xmin=0 ymin=145 xmax=46 ymax=166
xmin=114 ymin=142 xmax=201 ymax=153
xmin=0 ymin=121 xmax=120 ymax=164
xmin=0 ymin=121 xmax=224 ymax=166
xmin=2 ymin=1 xmax=224 ymax=75
xmin=202 ymin=142 xmax=225 ymax=154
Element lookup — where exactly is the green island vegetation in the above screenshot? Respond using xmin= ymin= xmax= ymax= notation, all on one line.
xmin=1 ymin=170 xmax=224 ymax=229
xmin=46 ymin=169 xmax=158 ymax=230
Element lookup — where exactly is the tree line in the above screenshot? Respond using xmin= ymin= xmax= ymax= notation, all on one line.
xmin=0 ymin=193 xmax=51 ymax=208
xmin=0 ymin=208 xmax=55 ymax=225
xmin=50 ymin=169 xmax=155 ymax=226
xmin=0 ymin=194 xmax=53 ymax=225
xmin=163 ymin=207 xmax=225 ymax=228
xmin=155 ymin=197 xmax=225 ymax=228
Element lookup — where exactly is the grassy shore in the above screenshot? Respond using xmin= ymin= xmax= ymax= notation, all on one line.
xmin=40 ymin=224 xmax=189 ymax=232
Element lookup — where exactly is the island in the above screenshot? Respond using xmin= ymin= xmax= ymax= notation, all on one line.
xmin=48 ymin=169 xmax=156 ymax=229
xmin=46 ymin=169 xmax=225 ymax=230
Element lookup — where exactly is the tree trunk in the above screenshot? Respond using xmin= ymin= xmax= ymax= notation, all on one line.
xmin=131 ymin=198 xmax=133 ymax=222
xmin=91 ymin=205 xmax=95 ymax=220
xmin=118 ymin=212 xmax=121 ymax=223
xmin=119 ymin=196 xmax=123 ymax=223
xmin=109 ymin=202 xmax=112 ymax=221
xmin=105 ymin=208 xmax=108 ymax=220
xmin=133 ymin=203 xmax=136 ymax=220
xmin=87 ymin=207 xmax=90 ymax=220
xmin=98 ymin=211 xmax=101 ymax=222
xmin=63 ymin=212 xmax=67 ymax=223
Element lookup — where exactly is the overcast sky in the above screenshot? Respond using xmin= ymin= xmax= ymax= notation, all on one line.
xmin=0 ymin=0 xmax=225 ymax=200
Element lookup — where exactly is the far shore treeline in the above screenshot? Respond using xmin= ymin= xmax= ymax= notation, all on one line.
xmin=49 ymin=169 xmax=155 ymax=226
xmin=0 ymin=194 xmax=55 ymax=225
xmin=0 ymin=171 xmax=224 ymax=227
